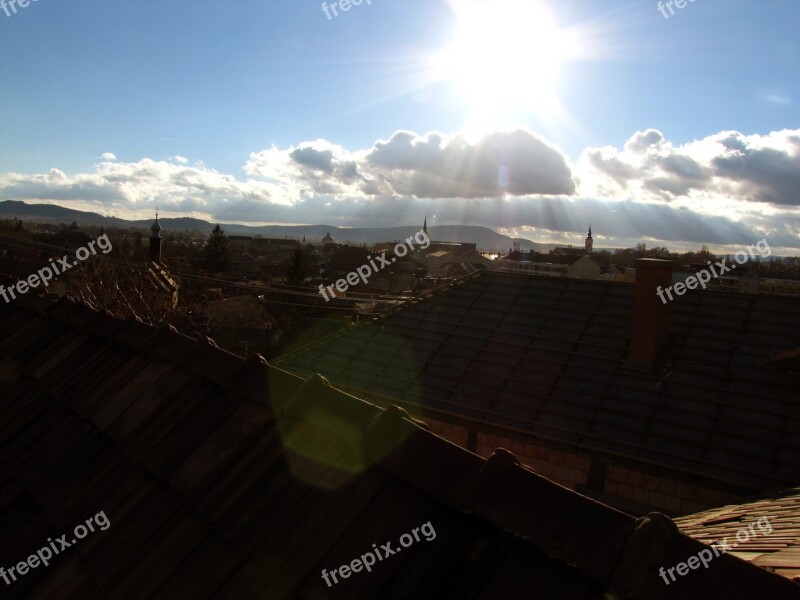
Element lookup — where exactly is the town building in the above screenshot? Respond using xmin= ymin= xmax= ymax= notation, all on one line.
xmin=491 ymin=227 xmax=601 ymax=280
xmin=713 ymin=264 xmax=800 ymax=297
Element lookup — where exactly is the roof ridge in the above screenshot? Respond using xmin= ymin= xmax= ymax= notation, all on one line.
xmin=272 ymin=370 xmax=642 ymax=581
xmin=14 ymin=295 xmax=258 ymax=388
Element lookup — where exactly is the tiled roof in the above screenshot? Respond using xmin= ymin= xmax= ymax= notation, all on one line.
xmin=275 ymin=271 xmax=800 ymax=494
xmin=2 ymin=297 xmax=799 ymax=598
xmin=676 ymin=486 xmax=800 ymax=583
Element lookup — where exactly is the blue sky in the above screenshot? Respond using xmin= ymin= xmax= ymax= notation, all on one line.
xmin=1 ymin=0 xmax=798 ymax=252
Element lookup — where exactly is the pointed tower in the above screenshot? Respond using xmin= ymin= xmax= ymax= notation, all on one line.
xmin=585 ymin=226 xmax=593 ymax=254
xmin=150 ymin=212 xmax=162 ymax=263
xmin=423 ymin=216 xmax=428 ymax=236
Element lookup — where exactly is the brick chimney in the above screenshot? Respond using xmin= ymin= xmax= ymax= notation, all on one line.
xmin=629 ymin=258 xmax=672 ymax=370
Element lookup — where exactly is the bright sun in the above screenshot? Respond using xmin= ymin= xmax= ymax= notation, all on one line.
xmin=431 ymin=0 xmax=578 ymax=122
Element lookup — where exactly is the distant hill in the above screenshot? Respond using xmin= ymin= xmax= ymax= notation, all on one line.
xmin=0 ymin=200 xmax=119 ymax=223
xmin=0 ymin=200 xmax=540 ymax=251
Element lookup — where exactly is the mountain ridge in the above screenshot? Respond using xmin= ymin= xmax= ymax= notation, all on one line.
xmin=0 ymin=200 xmax=540 ymax=251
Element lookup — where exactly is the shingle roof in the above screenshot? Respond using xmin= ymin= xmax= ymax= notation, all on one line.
xmin=2 ymin=296 xmax=799 ymax=599
xmin=275 ymin=271 xmax=800 ymax=494
xmin=676 ymin=486 xmax=800 ymax=583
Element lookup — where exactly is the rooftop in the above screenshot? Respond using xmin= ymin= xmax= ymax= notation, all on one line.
xmin=2 ymin=296 xmax=798 ymax=598
xmin=677 ymin=486 xmax=800 ymax=583
xmin=276 ymin=271 xmax=800 ymax=495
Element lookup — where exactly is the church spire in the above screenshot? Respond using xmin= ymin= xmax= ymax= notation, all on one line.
xmin=150 ymin=211 xmax=162 ymax=262
xmin=585 ymin=225 xmax=593 ymax=254
xmin=423 ymin=215 xmax=428 ymax=235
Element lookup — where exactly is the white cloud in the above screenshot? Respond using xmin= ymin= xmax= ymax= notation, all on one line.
xmin=1 ymin=128 xmax=798 ymax=252
xmin=99 ymin=152 xmax=117 ymax=161
xmin=0 ymin=158 xmax=280 ymax=216
xmin=764 ymin=94 xmax=792 ymax=106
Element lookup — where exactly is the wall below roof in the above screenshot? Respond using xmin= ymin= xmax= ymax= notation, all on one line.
xmin=423 ymin=418 xmax=471 ymax=448
xmin=424 ymin=417 xmax=742 ymax=517
xmin=476 ymin=432 xmax=590 ymax=491
xmin=338 ymin=380 xmax=750 ymax=518
xmin=603 ymin=464 xmax=741 ymax=516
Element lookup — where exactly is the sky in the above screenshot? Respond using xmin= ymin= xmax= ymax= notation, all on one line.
xmin=0 ymin=0 xmax=798 ymax=253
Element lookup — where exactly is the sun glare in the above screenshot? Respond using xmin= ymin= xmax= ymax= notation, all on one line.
xmin=432 ymin=0 xmax=578 ymax=121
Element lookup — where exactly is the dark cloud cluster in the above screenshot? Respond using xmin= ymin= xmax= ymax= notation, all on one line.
xmin=211 ymin=193 xmax=798 ymax=250
xmin=245 ymin=129 xmax=577 ymax=199
xmin=582 ymin=128 xmax=800 ymax=205
xmin=711 ymin=131 xmax=800 ymax=205
xmin=362 ymin=130 xmax=576 ymax=198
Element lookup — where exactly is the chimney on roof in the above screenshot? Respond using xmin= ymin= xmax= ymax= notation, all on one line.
xmin=628 ymin=258 xmax=672 ymax=370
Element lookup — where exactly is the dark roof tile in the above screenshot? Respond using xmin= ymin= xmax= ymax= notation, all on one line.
xmin=3 ymin=297 xmax=799 ymax=599
xmin=277 ymin=272 xmax=800 ymax=493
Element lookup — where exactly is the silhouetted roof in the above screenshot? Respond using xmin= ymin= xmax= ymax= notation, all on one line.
xmin=2 ymin=297 xmax=799 ymax=598
xmin=276 ymin=271 xmax=800 ymax=494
